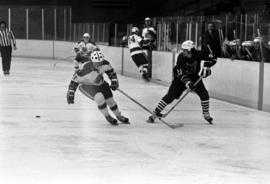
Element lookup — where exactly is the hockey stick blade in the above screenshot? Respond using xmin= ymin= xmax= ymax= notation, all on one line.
xmin=117 ymin=88 xmax=182 ymax=129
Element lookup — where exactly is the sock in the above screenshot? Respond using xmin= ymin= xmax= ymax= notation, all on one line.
xmin=201 ymin=100 xmax=210 ymax=117
xmin=98 ymin=103 xmax=110 ymax=117
xmin=109 ymin=103 xmax=121 ymax=117
xmin=153 ymin=100 xmax=167 ymax=115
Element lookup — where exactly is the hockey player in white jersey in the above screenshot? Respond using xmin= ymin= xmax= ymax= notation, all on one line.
xmin=73 ymin=33 xmax=99 ymax=71
xmin=142 ymin=17 xmax=157 ymax=50
xmin=66 ymin=50 xmax=129 ymax=126
xmin=128 ymin=27 xmax=149 ymax=81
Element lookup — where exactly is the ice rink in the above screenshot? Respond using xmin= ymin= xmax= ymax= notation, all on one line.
xmin=1 ymin=57 xmax=270 ymax=184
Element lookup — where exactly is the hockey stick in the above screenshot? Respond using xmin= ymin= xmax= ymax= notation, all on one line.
xmin=207 ymin=44 xmax=214 ymax=56
xmin=117 ymin=88 xmax=183 ymax=129
xmin=245 ymin=48 xmax=255 ymax=61
xmin=162 ymin=76 xmax=203 ymax=118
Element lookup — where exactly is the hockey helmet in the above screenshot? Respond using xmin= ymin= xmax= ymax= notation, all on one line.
xmin=253 ymin=37 xmax=262 ymax=43
xmin=90 ymin=51 xmax=104 ymax=63
xmin=228 ymin=40 xmax=237 ymax=47
xmin=241 ymin=41 xmax=253 ymax=47
xmin=131 ymin=27 xmax=139 ymax=34
xmin=145 ymin=17 xmax=151 ymax=21
xmin=83 ymin=33 xmax=90 ymax=38
xmin=181 ymin=40 xmax=195 ymax=51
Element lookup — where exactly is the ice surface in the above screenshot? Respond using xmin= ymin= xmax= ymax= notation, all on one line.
xmin=0 ymin=58 xmax=270 ymax=184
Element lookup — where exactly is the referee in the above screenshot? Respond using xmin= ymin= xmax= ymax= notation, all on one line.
xmin=0 ymin=21 xmax=17 ymax=76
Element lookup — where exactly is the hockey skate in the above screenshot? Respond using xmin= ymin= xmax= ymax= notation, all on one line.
xmin=146 ymin=111 xmax=163 ymax=123
xmin=105 ymin=115 xmax=118 ymax=126
xmin=204 ymin=115 xmax=213 ymax=124
xmin=117 ymin=114 xmax=130 ymax=124
xmin=141 ymin=71 xmax=150 ymax=81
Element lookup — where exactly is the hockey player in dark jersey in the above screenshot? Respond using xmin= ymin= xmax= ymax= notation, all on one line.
xmin=66 ymin=50 xmax=129 ymax=125
xmin=73 ymin=33 xmax=100 ymax=72
xmin=147 ymin=40 xmax=216 ymax=124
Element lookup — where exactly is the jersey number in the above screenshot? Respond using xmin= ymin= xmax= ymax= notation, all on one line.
xmin=128 ymin=36 xmax=136 ymax=44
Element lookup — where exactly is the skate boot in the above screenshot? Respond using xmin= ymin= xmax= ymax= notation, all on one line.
xmin=146 ymin=111 xmax=163 ymax=123
xmin=141 ymin=70 xmax=150 ymax=82
xmin=105 ymin=115 xmax=118 ymax=126
xmin=204 ymin=115 xmax=213 ymax=124
xmin=117 ymin=114 xmax=130 ymax=124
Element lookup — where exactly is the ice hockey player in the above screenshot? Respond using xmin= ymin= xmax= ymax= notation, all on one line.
xmin=66 ymin=50 xmax=129 ymax=125
xmin=142 ymin=17 xmax=157 ymax=50
xmin=147 ymin=40 xmax=216 ymax=124
xmin=73 ymin=33 xmax=99 ymax=71
xmin=127 ymin=27 xmax=149 ymax=81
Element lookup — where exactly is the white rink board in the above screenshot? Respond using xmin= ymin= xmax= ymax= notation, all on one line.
xmin=263 ymin=63 xmax=270 ymax=111
xmin=0 ymin=58 xmax=270 ymax=184
xmin=152 ymin=51 xmax=173 ymax=84
xmin=206 ymin=58 xmax=260 ymax=109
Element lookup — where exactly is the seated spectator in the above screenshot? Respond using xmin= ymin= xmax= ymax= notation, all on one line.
xmin=253 ymin=37 xmax=270 ymax=63
xmin=241 ymin=41 xmax=256 ymax=61
xmin=227 ymin=39 xmax=242 ymax=60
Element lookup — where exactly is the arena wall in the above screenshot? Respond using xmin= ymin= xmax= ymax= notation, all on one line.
xmin=13 ymin=39 xmax=270 ymax=113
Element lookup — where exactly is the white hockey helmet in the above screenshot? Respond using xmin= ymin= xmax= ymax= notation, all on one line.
xmin=253 ymin=37 xmax=262 ymax=43
xmin=131 ymin=27 xmax=139 ymax=34
xmin=83 ymin=33 xmax=90 ymax=38
xmin=241 ymin=41 xmax=253 ymax=47
xmin=90 ymin=50 xmax=104 ymax=63
xmin=228 ymin=40 xmax=237 ymax=47
xmin=181 ymin=40 xmax=195 ymax=51
xmin=145 ymin=17 xmax=151 ymax=21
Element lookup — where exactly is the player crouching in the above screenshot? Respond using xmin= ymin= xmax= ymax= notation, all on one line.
xmin=66 ymin=50 xmax=129 ymax=125
xmin=147 ymin=40 xmax=216 ymax=124
xmin=127 ymin=27 xmax=149 ymax=81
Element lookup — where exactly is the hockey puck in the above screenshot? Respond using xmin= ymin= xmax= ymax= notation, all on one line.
xmin=35 ymin=115 xmax=41 ymax=118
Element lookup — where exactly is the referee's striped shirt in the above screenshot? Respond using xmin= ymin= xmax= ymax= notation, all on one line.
xmin=0 ymin=28 xmax=16 ymax=47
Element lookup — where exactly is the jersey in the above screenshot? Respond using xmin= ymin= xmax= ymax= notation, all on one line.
xmin=74 ymin=40 xmax=100 ymax=70
xmin=74 ymin=40 xmax=99 ymax=55
xmin=142 ymin=27 xmax=157 ymax=40
xmin=128 ymin=34 xmax=144 ymax=56
xmin=174 ymin=50 xmax=216 ymax=84
xmin=71 ymin=59 xmax=117 ymax=87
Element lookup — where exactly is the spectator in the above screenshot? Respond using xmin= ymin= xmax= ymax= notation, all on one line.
xmin=241 ymin=41 xmax=255 ymax=61
xmin=141 ymin=17 xmax=157 ymax=50
xmin=253 ymin=37 xmax=270 ymax=63
xmin=0 ymin=21 xmax=17 ymax=76
xmin=202 ymin=23 xmax=222 ymax=58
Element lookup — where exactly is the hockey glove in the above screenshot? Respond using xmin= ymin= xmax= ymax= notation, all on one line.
xmin=185 ymin=81 xmax=196 ymax=91
xmin=110 ymin=79 xmax=119 ymax=91
xmin=66 ymin=90 xmax=75 ymax=104
xmin=173 ymin=67 xmax=182 ymax=78
xmin=199 ymin=67 xmax=211 ymax=78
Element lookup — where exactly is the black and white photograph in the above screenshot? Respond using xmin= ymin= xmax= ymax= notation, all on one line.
xmin=0 ymin=0 xmax=270 ymax=184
